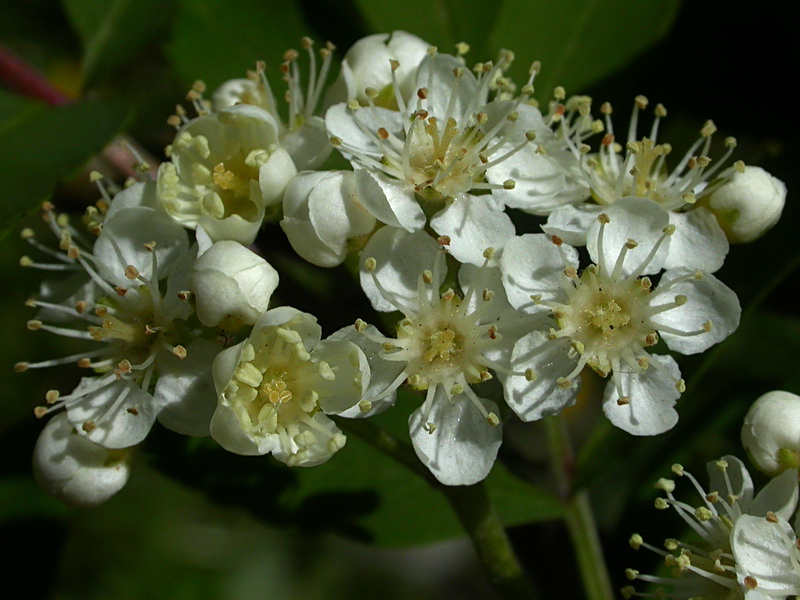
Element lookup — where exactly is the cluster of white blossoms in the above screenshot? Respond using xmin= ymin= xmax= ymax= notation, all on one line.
xmin=17 ymin=31 xmax=788 ymax=501
xmin=623 ymin=393 xmax=800 ymax=599
xmin=624 ymin=456 xmax=800 ymax=600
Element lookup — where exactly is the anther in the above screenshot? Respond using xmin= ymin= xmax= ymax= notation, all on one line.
xmin=34 ymin=406 xmax=47 ymax=418
xmin=354 ymin=318 xmax=367 ymax=332
xmin=125 ymin=265 xmax=140 ymax=279
xmin=172 ymin=345 xmax=187 ymax=359
xmin=597 ymin=213 xmax=610 ymax=225
xmin=27 ymin=320 xmax=42 ymax=331
xmin=364 ymin=257 xmax=377 ymax=271
xmin=437 ymin=236 xmax=451 ymax=246
xmin=629 ymin=534 xmax=643 ymax=550
xmin=82 ymin=421 xmax=97 ymax=433
xmin=486 ymin=412 xmax=500 ymax=426
xmin=14 ymin=362 xmax=29 ymax=373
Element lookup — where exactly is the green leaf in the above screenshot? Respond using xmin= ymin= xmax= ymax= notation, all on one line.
xmin=0 ymin=94 xmax=129 ymax=237
xmin=167 ymin=0 xmax=310 ymax=91
xmin=290 ymin=407 xmax=566 ymax=546
xmin=61 ymin=0 xmax=174 ymax=82
xmin=0 ymin=476 xmax=67 ymax=523
xmin=354 ymin=0 xmax=681 ymax=96
xmin=151 ymin=395 xmax=563 ymax=548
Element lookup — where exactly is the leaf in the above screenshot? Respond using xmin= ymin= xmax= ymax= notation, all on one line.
xmin=0 ymin=94 xmax=129 ymax=237
xmin=167 ymin=0 xmax=310 ymax=91
xmin=151 ymin=395 xmax=564 ymax=548
xmin=353 ymin=0 xmax=682 ymax=96
xmin=61 ymin=0 xmax=174 ymax=82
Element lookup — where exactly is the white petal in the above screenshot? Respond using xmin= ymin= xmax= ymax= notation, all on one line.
xmin=586 ymin=197 xmax=671 ymax=276
xmin=354 ymin=167 xmax=425 ymax=231
xmin=602 ymin=354 xmax=681 ymax=435
xmin=430 ymin=195 xmax=515 ymax=266
xmin=500 ymin=234 xmax=577 ymax=314
xmin=733 ymin=514 xmax=800 ymax=594
xmin=309 ymin=171 xmax=374 ymax=250
xmin=359 ymin=227 xmax=443 ymax=313
xmin=663 ymin=208 xmax=729 ymax=273
xmin=503 ymin=331 xmax=579 ymax=421
xmin=281 ymin=116 xmax=333 ymax=170
xmin=542 ymin=203 xmax=604 ymax=247
xmin=33 ymin=413 xmax=131 ymax=508
xmin=272 ymin=412 xmax=344 ymax=467
xmin=94 ymin=207 xmax=190 ymax=285
xmin=325 ymin=103 xmax=404 ymax=159
xmin=409 ymin=390 xmax=502 ymax=485
xmin=209 ymin=401 xmax=266 ymax=456
xmin=487 ymin=148 xmax=589 ymax=215
xmin=749 ymin=468 xmax=799 ymax=521
xmin=328 ymin=324 xmax=405 ymax=418
xmin=252 ymin=307 xmax=322 ymax=350
xmin=414 ymin=53 xmax=478 ymax=119
xmin=651 ymin=268 xmax=741 ymax=355
xmin=313 ymin=339 xmax=370 ymax=415
xmin=280 ymin=217 xmax=344 ymax=267
xmin=67 ymin=379 xmax=157 ymax=448
xmin=706 ymin=455 xmax=754 ymax=511
xmin=154 ymin=339 xmax=222 ymax=437
xmin=258 ymin=146 xmax=297 ymax=206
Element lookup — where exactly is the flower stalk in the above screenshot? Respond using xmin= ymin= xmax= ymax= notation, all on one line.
xmin=333 ymin=416 xmax=538 ymax=600
xmin=546 ymin=415 xmax=614 ymax=600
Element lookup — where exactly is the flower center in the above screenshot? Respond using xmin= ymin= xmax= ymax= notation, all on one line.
xmin=554 ymin=266 xmax=653 ymax=377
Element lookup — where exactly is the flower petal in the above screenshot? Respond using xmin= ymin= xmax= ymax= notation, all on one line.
xmin=503 ymin=330 xmax=579 ymax=421
xmin=602 ymin=354 xmax=681 ymax=435
xmin=409 ymin=389 xmax=502 ymax=485
xmin=430 ymin=194 xmax=515 ymax=266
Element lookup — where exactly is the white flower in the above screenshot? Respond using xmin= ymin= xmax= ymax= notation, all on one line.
xmin=623 ymin=457 xmax=800 ymax=600
xmin=158 ymin=104 xmax=297 ymax=244
xmin=704 ymin=166 xmax=787 ymax=243
xmin=355 ymin=227 xmax=533 ymax=485
xmin=324 ymin=30 xmax=430 ymax=108
xmin=543 ymin=97 xmax=748 ymax=273
xmin=280 ymin=170 xmax=376 ymax=267
xmin=188 ymin=229 xmax=279 ymax=327
xmin=211 ymin=38 xmax=336 ymax=170
xmin=501 ymin=198 xmax=741 ymax=434
xmin=326 ymin=50 xmax=545 ymax=265
xmin=742 ymin=390 xmax=800 ymax=476
xmin=18 ymin=198 xmax=219 ymax=447
xmin=33 ymin=413 xmax=132 ymax=507
xmin=210 ymin=307 xmax=370 ymax=466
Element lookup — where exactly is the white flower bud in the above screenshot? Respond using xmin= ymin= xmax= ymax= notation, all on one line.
xmin=706 ymin=166 xmax=786 ymax=243
xmin=188 ymin=240 xmax=279 ymax=328
xmin=325 ymin=31 xmax=429 ymax=108
xmin=742 ymin=390 xmax=800 ymax=476
xmin=33 ymin=413 xmax=132 ymax=508
xmin=280 ymin=171 xmax=375 ymax=267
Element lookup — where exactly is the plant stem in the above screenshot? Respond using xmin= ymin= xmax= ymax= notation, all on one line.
xmin=545 ymin=415 xmax=614 ymax=600
xmin=333 ymin=416 xmax=538 ymax=600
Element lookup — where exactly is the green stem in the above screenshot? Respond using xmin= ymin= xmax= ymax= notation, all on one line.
xmin=333 ymin=417 xmax=538 ymax=600
xmin=564 ymin=491 xmax=614 ymax=600
xmin=545 ymin=416 xmax=614 ymax=600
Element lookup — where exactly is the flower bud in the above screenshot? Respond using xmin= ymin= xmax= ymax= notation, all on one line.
xmin=33 ymin=413 xmax=132 ymax=507
xmin=188 ymin=240 xmax=279 ymax=328
xmin=742 ymin=390 xmax=800 ymax=476
xmin=281 ymin=171 xmax=375 ymax=267
xmin=706 ymin=166 xmax=786 ymax=243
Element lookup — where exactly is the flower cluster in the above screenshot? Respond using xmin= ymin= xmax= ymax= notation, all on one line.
xmin=624 ymin=456 xmax=800 ymax=600
xmin=17 ymin=31 xmax=787 ymax=503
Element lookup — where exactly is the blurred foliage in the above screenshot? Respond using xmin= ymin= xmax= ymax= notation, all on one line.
xmin=2 ymin=0 xmax=798 ymax=598
xmin=0 ymin=93 xmax=128 ymax=237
